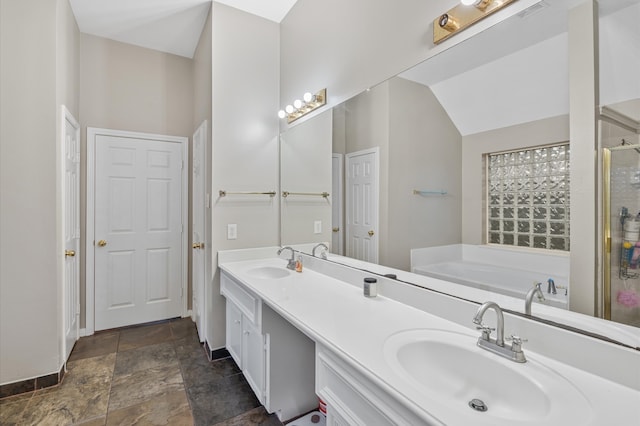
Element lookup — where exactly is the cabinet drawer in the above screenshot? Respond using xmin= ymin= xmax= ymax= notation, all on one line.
xmin=316 ymin=350 xmax=394 ymax=426
xmin=316 ymin=346 xmax=428 ymax=426
xmin=221 ymin=272 xmax=261 ymax=326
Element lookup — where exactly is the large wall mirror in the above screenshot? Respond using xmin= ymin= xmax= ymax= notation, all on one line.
xmin=280 ymin=0 xmax=640 ymax=348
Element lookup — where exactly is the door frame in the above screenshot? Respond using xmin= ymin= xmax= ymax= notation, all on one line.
xmin=59 ymin=105 xmax=80 ymax=361
xmin=345 ymin=147 xmax=380 ymax=263
xmin=191 ymin=120 xmax=207 ymax=342
xmin=86 ymin=127 xmax=188 ymax=335
xmin=331 ymin=153 xmax=344 ymax=255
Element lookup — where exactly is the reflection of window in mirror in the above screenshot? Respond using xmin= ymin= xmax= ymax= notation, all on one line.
xmin=487 ymin=143 xmax=570 ymax=251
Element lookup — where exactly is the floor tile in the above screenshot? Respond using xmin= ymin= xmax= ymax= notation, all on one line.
xmin=170 ymin=318 xmax=199 ymax=341
xmin=173 ymin=336 xmax=205 ymax=362
xmin=181 ymin=356 xmax=241 ymax=389
xmin=106 ymin=390 xmax=193 ymax=426
xmin=0 ymin=393 xmax=32 ymax=426
xmin=186 ymin=373 xmax=261 ymax=426
xmin=20 ymin=378 xmax=110 ymax=425
xmin=118 ymin=323 xmax=173 ymax=352
xmin=213 ymin=406 xmax=283 ymax=426
xmin=63 ymin=353 xmax=117 ymax=390
xmin=108 ymin=365 xmax=184 ymax=412
xmin=74 ymin=416 xmax=107 ymax=425
xmin=68 ymin=331 xmax=119 ymax=362
xmin=114 ymin=342 xmax=179 ymax=377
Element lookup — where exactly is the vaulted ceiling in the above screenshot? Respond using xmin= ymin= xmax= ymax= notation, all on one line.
xmin=69 ymin=0 xmax=298 ymax=58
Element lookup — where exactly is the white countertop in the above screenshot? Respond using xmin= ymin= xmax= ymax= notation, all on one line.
xmin=219 ymin=256 xmax=640 ymax=425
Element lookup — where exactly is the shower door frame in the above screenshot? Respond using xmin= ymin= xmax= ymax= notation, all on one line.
xmin=602 ymin=143 xmax=640 ymax=321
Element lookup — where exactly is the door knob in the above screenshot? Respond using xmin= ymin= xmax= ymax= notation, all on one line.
xmin=97 ymin=240 xmax=107 ymax=247
xmin=368 ymin=230 xmax=375 ymax=237
xmin=65 ymin=250 xmax=76 ymax=257
xmin=192 ymin=242 xmax=204 ymax=249
xmin=332 ymin=227 xmax=340 ymax=233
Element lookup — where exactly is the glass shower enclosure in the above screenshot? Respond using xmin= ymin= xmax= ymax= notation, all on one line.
xmin=604 ymin=143 xmax=640 ymax=327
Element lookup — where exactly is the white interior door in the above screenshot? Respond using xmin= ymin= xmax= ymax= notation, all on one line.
xmin=93 ymin=132 xmax=185 ymax=331
xmin=346 ymin=148 xmax=379 ymax=263
xmin=62 ymin=106 xmax=80 ymax=360
xmin=331 ymin=153 xmax=344 ymax=255
xmin=192 ymin=120 xmax=207 ymax=342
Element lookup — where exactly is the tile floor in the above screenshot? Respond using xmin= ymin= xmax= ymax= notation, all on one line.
xmin=0 ymin=318 xmax=284 ymax=426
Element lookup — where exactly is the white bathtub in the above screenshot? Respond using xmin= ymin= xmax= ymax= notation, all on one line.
xmin=411 ymin=245 xmax=569 ymax=310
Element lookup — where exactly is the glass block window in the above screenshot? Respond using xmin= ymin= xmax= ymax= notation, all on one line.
xmin=487 ymin=144 xmax=570 ymax=251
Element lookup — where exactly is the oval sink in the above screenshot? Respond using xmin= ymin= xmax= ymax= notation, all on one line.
xmin=246 ymin=266 xmax=291 ymax=279
xmin=383 ymin=329 xmax=592 ymax=425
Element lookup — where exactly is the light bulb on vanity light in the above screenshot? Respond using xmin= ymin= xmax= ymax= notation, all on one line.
xmin=461 ymin=0 xmax=492 ymax=8
xmin=285 ymin=105 xmax=294 ymax=114
xmin=278 ymin=110 xmax=286 ymax=119
xmin=293 ymin=99 xmax=303 ymax=109
xmin=303 ymin=92 xmax=314 ymax=103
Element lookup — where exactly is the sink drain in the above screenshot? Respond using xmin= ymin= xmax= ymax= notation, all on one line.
xmin=468 ymin=398 xmax=488 ymax=412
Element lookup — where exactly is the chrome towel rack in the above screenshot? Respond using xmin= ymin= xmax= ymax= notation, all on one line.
xmin=413 ymin=189 xmax=447 ymax=196
xmin=219 ymin=190 xmax=276 ymax=197
xmin=282 ymin=191 xmax=330 ymax=198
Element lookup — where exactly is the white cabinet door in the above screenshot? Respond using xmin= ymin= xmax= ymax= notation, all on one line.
xmin=226 ymin=300 xmax=243 ymax=368
xmin=242 ymin=318 xmax=265 ymax=404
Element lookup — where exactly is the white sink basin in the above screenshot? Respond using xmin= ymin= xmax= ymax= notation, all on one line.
xmin=246 ymin=266 xmax=291 ymax=279
xmin=383 ymin=329 xmax=592 ymax=425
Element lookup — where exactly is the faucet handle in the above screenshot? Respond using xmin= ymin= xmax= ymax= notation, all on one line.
xmin=506 ymin=335 xmax=528 ymax=352
xmin=476 ymin=325 xmax=494 ymax=340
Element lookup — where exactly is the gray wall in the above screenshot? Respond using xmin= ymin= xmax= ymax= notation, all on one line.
xmin=79 ymin=33 xmax=195 ymax=328
xmin=1 ymin=0 xmax=79 ymax=384
xmin=208 ymin=3 xmax=280 ymax=349
xmin=339 ymin=78 xmax=461 ymax=270
xmin=387 ymin=77 xmax=461 ymax=271
xmin=281 ymin=110 xmax=333 ymax=246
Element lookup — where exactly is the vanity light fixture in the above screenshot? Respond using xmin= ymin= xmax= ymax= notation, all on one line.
xmin=434 ymin=0 xmax=517 ymax=44
xmin=278 ymin=88 xmax=327 ymax=124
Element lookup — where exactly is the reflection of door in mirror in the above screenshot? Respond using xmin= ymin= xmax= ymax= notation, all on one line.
xmin=346 ymin=148 xmax=379 ymax=263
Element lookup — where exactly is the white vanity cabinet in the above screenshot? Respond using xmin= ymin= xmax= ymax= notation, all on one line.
xmin=220 ymin=270 xmax=317 ymax=421
xmin=316 ymin=345 xmax=428 ymax=426
xmin=221 ymin=272 xmax=265 ymax=402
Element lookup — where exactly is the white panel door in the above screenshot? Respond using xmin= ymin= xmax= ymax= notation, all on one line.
xmin=192 ymin=120 xmax=207 ymax=342
xmin=62 ymin=106 xmax=80 ymax=360
xmin=94 ymin=135 xmax=183 ymax=330
xmin=331 ymin=153 xmax=344 ymax=255
xmin=346 ymin=148 xmax=379 ymax=263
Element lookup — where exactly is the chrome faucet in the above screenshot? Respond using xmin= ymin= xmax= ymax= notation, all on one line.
xmin=473 ymin=301 xmax=527 ymax=363
xmin=473 ymin=301 xmax=505 ymax=346
xmin=524 ymin=282 xmax=545 ymax=315
xmin=547 ymin=278 xmax=557 ymax=294
xmin=277 ymin=246 xmax=297 ymax=270
xmin=312 ymin=243 xmax=329 ymax=259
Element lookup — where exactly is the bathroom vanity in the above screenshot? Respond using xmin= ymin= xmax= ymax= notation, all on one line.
xmin=218 ymin=248 xmax=640 ymax=425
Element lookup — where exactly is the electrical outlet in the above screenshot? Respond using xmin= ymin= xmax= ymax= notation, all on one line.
xmin=227 ymin=224 xmax=237 ymax=240
xmin=314 ymin=220 xmax=322 ymax=234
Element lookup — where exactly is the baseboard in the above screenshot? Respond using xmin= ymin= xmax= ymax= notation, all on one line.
xmin=204 ymin=341 xmax=230 ymax=361
xmin=0 ymin=364 xmax=65 ymax=399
